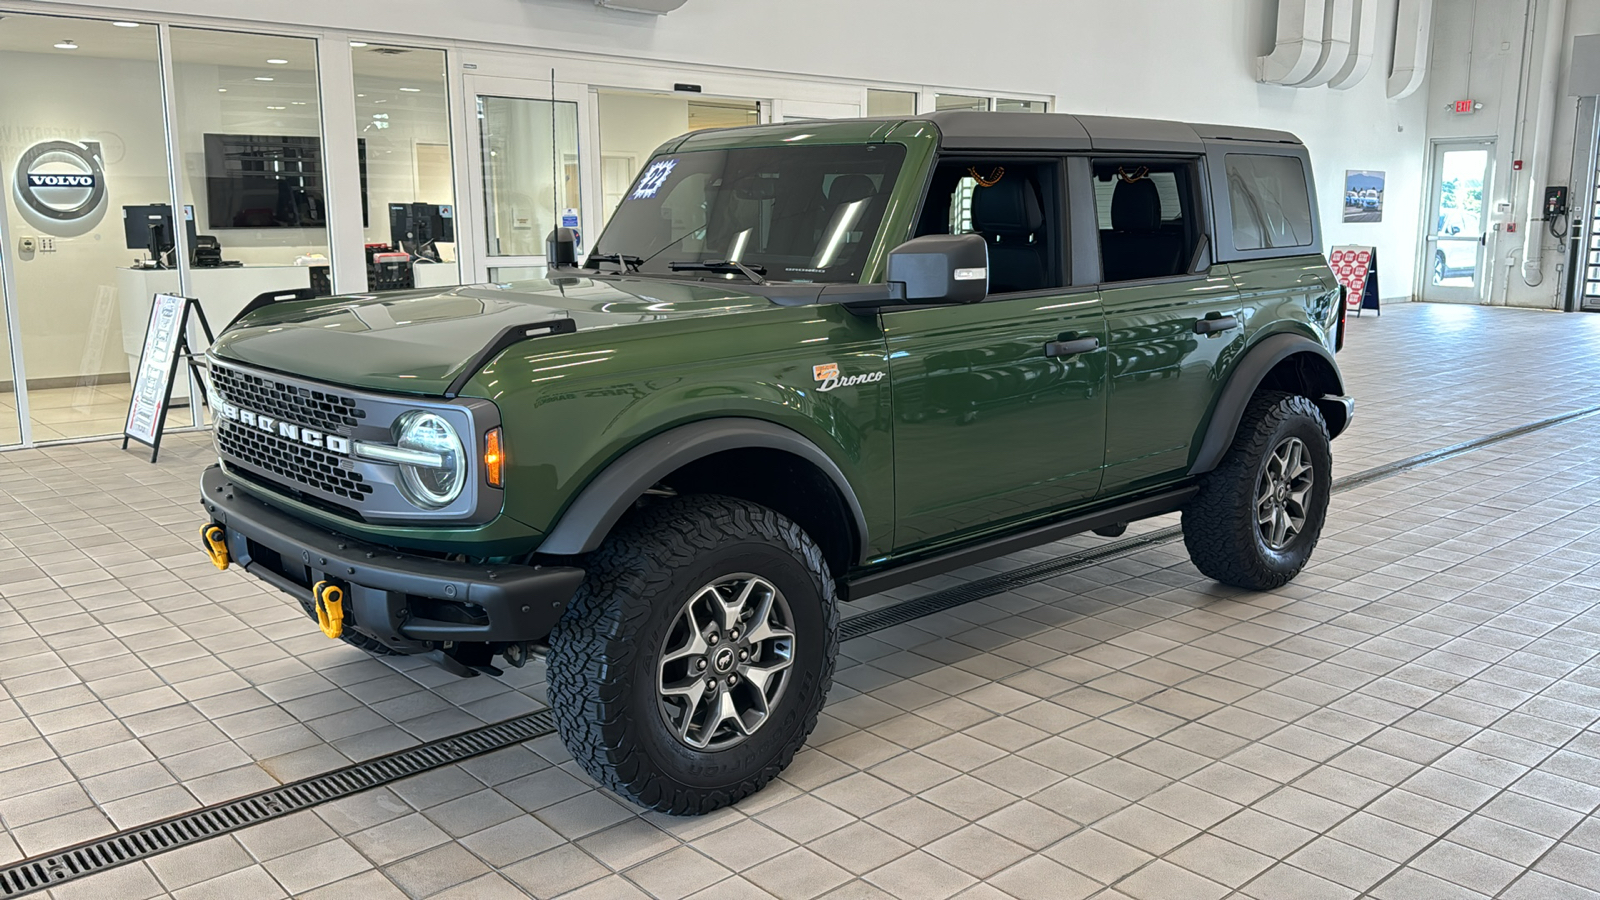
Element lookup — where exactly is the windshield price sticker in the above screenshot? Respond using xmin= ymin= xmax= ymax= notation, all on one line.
xmin=632 ymin=159 xmax=679 ymax=200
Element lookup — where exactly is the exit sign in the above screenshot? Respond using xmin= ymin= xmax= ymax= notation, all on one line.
xmin=1453 ymin=99 xmax=1480 ymax=114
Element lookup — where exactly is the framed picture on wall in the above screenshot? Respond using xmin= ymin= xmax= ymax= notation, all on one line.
xmin=1344 ymin=170 xmax=1385 ymax=223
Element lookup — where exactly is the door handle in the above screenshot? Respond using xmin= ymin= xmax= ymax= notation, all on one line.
xmin=1194 ymin=316 xmax=1239 ymax=335
xmin=1044 ymin=337 xmax=1099 ymax=358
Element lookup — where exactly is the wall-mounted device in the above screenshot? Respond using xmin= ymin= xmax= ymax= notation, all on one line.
xmin=1544 ymin=186 xmax=1569 ymax=219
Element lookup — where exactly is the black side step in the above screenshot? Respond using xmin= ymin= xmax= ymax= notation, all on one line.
xmin=845 ymin=486 xmax=1197 ymax=600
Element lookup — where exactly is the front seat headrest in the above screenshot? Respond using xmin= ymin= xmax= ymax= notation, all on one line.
xmin=1111 ymin=178 xmax=1163 ymax=232
xmin=972 ymin=177 xmax=1043 ymax=237
xmin=827 ymin=174 xmax=877 ymax=205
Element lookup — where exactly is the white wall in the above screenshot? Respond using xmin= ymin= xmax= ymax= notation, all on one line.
xmin=24 ymin=0 xmax=1434 ymax=299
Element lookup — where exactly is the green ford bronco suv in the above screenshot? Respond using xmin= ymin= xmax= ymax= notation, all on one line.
xmin=199 ymin=111 xmax=1352 ymax=814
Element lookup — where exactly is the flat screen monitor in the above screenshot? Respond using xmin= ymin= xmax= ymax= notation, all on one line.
xmin=202 ymin=134 xmax=367 ymax=229
xmin=389 ymin=202 xmax=455 ymax=246
xmin=122 ymin=204 xmax=198 ymax=260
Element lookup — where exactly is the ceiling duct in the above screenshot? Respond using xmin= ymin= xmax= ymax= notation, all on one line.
xmin=595 ymin=0 xmax=689 ymax=13
xmin=1258 ymin=0 xmax=1327 ymax=85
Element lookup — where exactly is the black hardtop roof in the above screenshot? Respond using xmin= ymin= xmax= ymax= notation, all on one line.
xmin=901 ymin=110 xmax=1303 ymax=153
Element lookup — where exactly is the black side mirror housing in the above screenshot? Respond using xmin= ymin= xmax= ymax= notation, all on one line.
xmin=887 ymin=234 xmax=989 ymax=304
xmin=547 ymin=227 xmax=578 ymax=268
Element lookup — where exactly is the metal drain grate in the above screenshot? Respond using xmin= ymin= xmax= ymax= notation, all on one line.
xmin=0 ymin=709 xmax=555 ymax=897
xmin=5 ymin=405 xmax=1596 ymax=895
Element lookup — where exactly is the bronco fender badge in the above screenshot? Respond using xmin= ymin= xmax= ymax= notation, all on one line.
xmin=813 ymin=363 xmax=885 ymax=393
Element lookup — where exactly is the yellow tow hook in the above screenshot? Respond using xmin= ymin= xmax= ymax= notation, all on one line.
xmin=313 ymin=581 xmax=346 ymax=640
xmin=200 ymin=524 xmax=230 ymax=571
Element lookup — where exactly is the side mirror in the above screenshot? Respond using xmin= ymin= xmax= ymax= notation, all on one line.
xmin=887 ymin=234 xmax=989 ymax=304
xmin=546 ymin=227 xmax=578 ymax=268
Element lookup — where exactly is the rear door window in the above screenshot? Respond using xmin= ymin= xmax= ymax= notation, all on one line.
xmin=1226 ymin=154 xmax=1313 ymax=251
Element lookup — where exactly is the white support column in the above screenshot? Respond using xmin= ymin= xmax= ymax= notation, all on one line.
xmin=316 ymin=33 xmax=368 ymax=295
xmin=157 ymin=22 xmax=201 ymax=427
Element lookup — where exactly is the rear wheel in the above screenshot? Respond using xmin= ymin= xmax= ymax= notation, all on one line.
xmin=1432 ymin=251 xmax=1446 ymax=285
xmin=1183 ymin=391 xmax=1331 ymax=590
xmin=545 ymin=496 xmax=837 ymax=815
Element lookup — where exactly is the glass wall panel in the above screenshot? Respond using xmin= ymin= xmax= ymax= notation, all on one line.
xmin=935 ymin=94 xmax=989 ymax=111
xmin=0 ymin=249 xmax=17 ymax=446
xmin=353 ymin=44 xmax=460 ymax=291
xmin=595 ymin=91 xmax=760 ymax=234
xmin=478 ymin=95 xmax=580 ymax=257
xmin=996 ymin=98 xmax=1047 ymax=113
xmin=169 ymin=28 xmax=329 ymax=335
xmin=867 ymin=89 xmax=917 ymax=117
xmin=0 ymin=14 xmax=171 ymax=441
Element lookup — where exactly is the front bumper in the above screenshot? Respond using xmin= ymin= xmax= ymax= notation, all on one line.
xmin=200 ymin=465 xmax=584 ymax=654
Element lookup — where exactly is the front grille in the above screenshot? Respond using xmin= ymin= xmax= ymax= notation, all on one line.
xmin=217 ymin=424 xmax=374 ymax=503
xmin=211 ymin=363 xmax=367 ymax=434
xmin=210 ymin=361 xmax=378 ymax=512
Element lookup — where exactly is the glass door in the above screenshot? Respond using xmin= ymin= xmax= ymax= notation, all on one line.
xmin=463 ymin=76 xmax=591 ymax=283
xmin=1422 ymin=141 xmax=1493 ymax=303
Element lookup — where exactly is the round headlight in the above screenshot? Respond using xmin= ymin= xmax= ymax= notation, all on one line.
xmin=394 ymin=412 xmax=465 ymax=509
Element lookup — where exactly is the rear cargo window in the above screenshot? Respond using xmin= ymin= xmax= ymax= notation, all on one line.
xmin=1226 ymin=154 xmax=1313 ymax=251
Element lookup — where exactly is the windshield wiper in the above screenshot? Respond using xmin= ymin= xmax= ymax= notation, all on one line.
xmin=589 ymin=253 xmax=642 ymax=274
xmin=668 ymin=260 xmax=768 ymax=285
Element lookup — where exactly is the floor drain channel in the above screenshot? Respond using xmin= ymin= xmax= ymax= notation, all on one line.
xmin=4 ymin=405 xmax=1595 ymax=895
xmin=0 ymin=710 xmax=555 ymax=897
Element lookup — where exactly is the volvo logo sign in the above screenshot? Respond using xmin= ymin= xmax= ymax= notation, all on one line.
xmin=12 ymin=140 xmax=108 ymax=235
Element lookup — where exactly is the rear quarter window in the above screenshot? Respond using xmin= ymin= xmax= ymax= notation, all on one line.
xmin=1226 ymin=154 xmax=1313 ymax=251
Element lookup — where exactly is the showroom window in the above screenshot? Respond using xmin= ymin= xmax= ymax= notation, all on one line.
xmin=935 ymin=93 xmax=990 ymax=111
xmin=867 ymin=89 xmax=917 ymax=116
xmin=169 ymin=28 xmax=332 ymax=315
xmin=996 ymin=98 xmax=1047 ymax=113
xmin=1226 ymin=153 xmax=1314 ymax=251
xmin=351 ymin=44 xmax=461 ymax=292
xmin=0 ymin=13 xmax=173 ymax=443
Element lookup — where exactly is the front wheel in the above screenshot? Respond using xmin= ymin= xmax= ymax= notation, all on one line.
xmin=1183 ymin=391 xmax=1332 ymax=591
xmin=1432 ymin=251 xmax=1446 ymax=285
xmin=544 ymin=496 xmax=837 ymax=815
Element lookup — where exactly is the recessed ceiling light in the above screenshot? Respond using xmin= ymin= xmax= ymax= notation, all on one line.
xmin=266 ymin=58 xmax=288 ymax=65
xmin=291 ymin=101 xmax=307 ymax=105
xmin=374 ymin=99 xmax=387 ymax=104
xmin=349 ymin=41 xmax=368 ymax=47
xmin=218 ymin=88 xmax=228 ymax=93
xmin=356 ymin=94 xmax=365 ymax=98
xmin=255 ymin=76 xmax=274 ymax=81
xmin=267 ymin=106 xmax=286 ymax=110
xmin=54 ymin=40 xmax=77 ymax=50
xmin=112 ymin=22 xmax=139 ymax=28
xmin=399 ymin=87 xmax=422 ymax=92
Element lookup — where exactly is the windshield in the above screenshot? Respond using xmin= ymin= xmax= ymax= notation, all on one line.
xmin=592 ymin=143 xmax=907 ymax=284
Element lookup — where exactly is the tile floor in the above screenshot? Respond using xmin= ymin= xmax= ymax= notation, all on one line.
xmin=0 ymin=301 xmax=1598 ymax=899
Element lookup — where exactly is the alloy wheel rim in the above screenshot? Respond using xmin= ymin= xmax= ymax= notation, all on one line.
xmin=1255 ymin=436 xmax=1314 ymax=552
xmin=656 ymin=573 xmax=795 ymax=750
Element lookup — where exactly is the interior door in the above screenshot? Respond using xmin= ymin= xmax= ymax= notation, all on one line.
xmin=1421 ymin=141 xmax=1493 ymax=303
xmin=463 ymin=76 xmax=595 ymax=282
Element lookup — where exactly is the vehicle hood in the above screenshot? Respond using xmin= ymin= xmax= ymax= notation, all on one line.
xmin=208 ymin=276 xmax=773 ymax=394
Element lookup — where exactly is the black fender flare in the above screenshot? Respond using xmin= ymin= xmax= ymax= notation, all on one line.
xmin=1189 ymin=333 xmax=1348 ymax=476
xmin=537 ymin=418 xmax=870 ymax=560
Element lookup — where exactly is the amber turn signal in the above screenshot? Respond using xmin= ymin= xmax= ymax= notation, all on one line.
xmin=483 ymin=427 xmax=504 ymax=488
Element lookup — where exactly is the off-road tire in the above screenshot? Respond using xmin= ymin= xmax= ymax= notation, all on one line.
xmin=1183 ymin=391 xmax=1332 ymax=591
xmin=295 ymin=595 xmax=401 ymax=656
xmin=545 ymin=496 xmax=838 ymax=815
